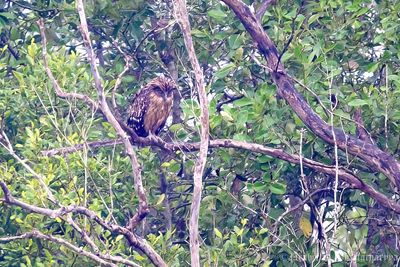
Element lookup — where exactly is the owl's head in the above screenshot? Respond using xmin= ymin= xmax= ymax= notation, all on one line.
xmin=147 ymin=76 xmax=177 ymax=99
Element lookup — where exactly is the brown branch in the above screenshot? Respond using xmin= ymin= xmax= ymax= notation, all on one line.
xmin=42 ymin=139 xmax=124 ymax=157
xmin=75 ymin=0 xmax=150 ymax=231
xmin=40 ymin=136 xmax=400 ymax=214
xmin=173 ymin=1 xmax=210 ymax=266
xmin=0 ymin=180 xmax=166 ymax=267
xmin=0 ymin=227 xmax=140 ymax=267
xmin=37 ymin=20 xmax=99 ymax=111
xmin=0 ymin=230 xmax=116 ymax=267
xmin=255 ymin=0 xmax=276 ymax=22
xmin=38 ymin=10 xmax=166 ymax=266
xmin=221 ymin=0 xmax=400 ymax=189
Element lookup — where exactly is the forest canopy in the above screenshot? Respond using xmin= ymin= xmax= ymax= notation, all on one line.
xmin=0 ymin=0 xmax=400 ymax=266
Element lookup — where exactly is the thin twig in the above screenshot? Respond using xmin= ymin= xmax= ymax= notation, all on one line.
xmin=0 ymin=130 xmax=57 ymax=204
xmin=0 ymin=230 xmax=116 ymax=267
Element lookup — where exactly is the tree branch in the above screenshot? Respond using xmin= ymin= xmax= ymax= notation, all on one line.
xmin=37 ymin=20 xmax=99 ymax=111
xmin=173 ymin=0 xmax=210 ymax=266
xmin=0 ymin=230 xmax=116 ymax=267
xmin=0 ymin=180 xmax=166 ymax=267
xmin=38 ymin=9 xmax=167 ymax=266
xmin=255 ymin=0 xmax=276 ymax=22
xmin=76 ymin=0 xmax=150 ymax=230
xmin=220 ymin=0 xmax=400 ymax=189
xmin=42 ymin=136 xmax=400 ymax=214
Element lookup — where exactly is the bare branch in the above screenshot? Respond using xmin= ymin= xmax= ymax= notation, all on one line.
xmin=173 ymin=0 xmax=210 ymax=266
xmin=75 ymin=0 xmax=150 ymax=230
xmin=0 ymin=230 xmax=116 ymax=267
xmin=37 ymin=19 xmax=99 ymax=111
xmin=42 ymin=139 xmax=124 ymax=157
xmin=0 ymin=229 xmax=140 ymax=267
xmin=0 ymin=180 xmax=166 ymax=267
xmin=0 ymin=130 xmax=57 ymax=204
xmin=39 ymin=136 xmax=400 ymax=214
xmin=38 ymin=8 xmax=166 ymax=265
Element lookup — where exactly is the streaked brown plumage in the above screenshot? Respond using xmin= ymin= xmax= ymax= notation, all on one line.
xmin=127 ymin=76 xmax=176 ymax=137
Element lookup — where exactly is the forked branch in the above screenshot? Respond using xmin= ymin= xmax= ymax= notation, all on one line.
xmin=221 ymin=0 xmax=400 ymax=189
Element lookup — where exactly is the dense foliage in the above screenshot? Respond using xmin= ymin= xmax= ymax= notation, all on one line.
xmin=1 ymin=0 xmax=400 ymax=266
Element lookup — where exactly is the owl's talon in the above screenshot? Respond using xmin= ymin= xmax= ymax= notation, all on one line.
xmin=147 ymin=133 xmax=163 ymax=143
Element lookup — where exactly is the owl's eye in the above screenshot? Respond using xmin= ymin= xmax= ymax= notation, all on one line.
xmin=154 ymin=86 xmax=163 ymax=93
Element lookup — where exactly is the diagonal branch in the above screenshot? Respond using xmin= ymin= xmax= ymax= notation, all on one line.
xmin=173 ymin=1 xmax=210 ymax=266
xmin=37 ymin=12 xmax=167 ymax=267
xmin=37 ymin=20 xmax=99 ymax=111
xmin=0 ymin=228 xmax=140 ymax=267
xmin=0 ymin=230 xmax=117 ymax=267
xmin=0 ymin=180 xmax=165 ymax=267
xmin=255 ymin=0 xmax=276 ymax=22
xmin=75 ymin=0 xmax=149 ymax=230
xmin=0 ymin=130 xmax=57 ymax=204
xmin=220 ymin=0 xmax=400 ymax=189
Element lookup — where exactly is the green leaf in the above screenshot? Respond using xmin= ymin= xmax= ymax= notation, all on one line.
xmin=215 ymin=63 xmax=235 ymax=79
xmin=252 ymin=181 xmax=268 ymax=192
xmin=269 ymin=182 xmax=286 ymax=195
xmin=308 ymin=14 xmax=320 ymax=25
xmin=207 ymin=9 xmax=227 ymax=21
xmin=220 ymin=110 xmax=234 ymax=122
xmin=13 ymin=71 xmax=25 ymax=86
xmin=228 ymin=34 xmax=243 ymax=49
xmin=348 ymin=99 xmax=369 ymax=107
xmin=115 ymin=235 xmax=124 ymax=242
xmin=214 ymin=228 xmax=223 ymax=239
xmin=366 ymin=62 xmax=379 ymax=73
xmin=234 ymin=97 xmax=252 ymax=107
xmin=192 ymin=29 xmax=208 ymax=38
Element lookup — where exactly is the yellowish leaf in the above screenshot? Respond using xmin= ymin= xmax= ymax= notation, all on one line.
xmin=299 ymin=216 xmax=313 ymax=238
xmin=155 ymin=194 xmax=166 ymax=206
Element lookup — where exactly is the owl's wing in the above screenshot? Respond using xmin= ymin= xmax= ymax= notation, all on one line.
xmin=127 ymin=90 xmax=149 ymax=137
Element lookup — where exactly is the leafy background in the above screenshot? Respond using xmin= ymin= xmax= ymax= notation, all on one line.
xmin=1 ymin=0 xmax=400 ymax=266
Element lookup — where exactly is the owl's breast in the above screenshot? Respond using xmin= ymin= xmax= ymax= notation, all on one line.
xmin=144 ymin=93 xmax=173 ymax=135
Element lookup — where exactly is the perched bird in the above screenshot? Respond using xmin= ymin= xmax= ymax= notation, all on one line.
xmin=127 ymin=76 xmax=176 ymax=138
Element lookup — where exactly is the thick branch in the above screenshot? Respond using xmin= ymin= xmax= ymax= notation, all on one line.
xmin=220 ymin=0 xmax=400 ymax=189
xmin=173 ymin=1 xmax=210 ymax=266
xmin=42 ymin=137 xmax=400 ymax=214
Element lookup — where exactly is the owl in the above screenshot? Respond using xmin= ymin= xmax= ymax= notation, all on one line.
xmin=127 ymin=76 xmax=176 ymax=137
